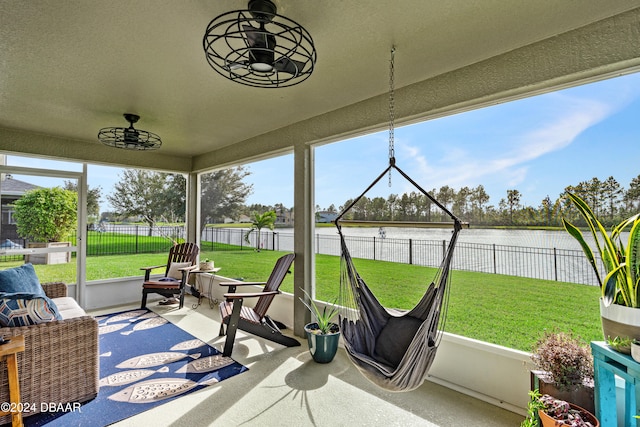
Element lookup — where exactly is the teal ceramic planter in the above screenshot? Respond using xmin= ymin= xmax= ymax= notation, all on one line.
xmin=304 ymin=322 xmax=340 ymax=363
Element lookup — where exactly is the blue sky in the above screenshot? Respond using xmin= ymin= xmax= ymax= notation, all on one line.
xmin=6 ymin=71 xmax=640 ymax=213
xmin=253 ymin=71 xmax=640 ymax=210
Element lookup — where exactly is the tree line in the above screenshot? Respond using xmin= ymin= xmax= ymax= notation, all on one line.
xmin=96 ymin=168 xmax=640 ymax=229
xmin=328 ymin=175 xmax=640 ymax=227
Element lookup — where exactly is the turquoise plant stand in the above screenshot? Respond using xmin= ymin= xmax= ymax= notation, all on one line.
xmin=591 ymin=341 xmax=640 ymax=427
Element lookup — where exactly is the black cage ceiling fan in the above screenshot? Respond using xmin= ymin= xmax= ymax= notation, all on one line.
xmin=203 ymin=0 xmax=316 ymax=88
xmin=97 ymin=113 xmax=162 ymax=150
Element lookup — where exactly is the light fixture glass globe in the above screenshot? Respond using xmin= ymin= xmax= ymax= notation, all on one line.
xmin=250 ymin=63 xmax=274 ymax=72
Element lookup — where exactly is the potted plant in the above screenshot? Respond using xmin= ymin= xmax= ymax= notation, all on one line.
xmin=563 ymin=192 xmax=640 ymax=353
xmin=522 ymin=390 xmax=599 ymax=427
xmin=199 ymin=258 xmax=214 ymax=271
xmin=530 ymin=330 xmax=594 ymax=414
xmin=13 ymin=187 xmax=77 ymax=264
xmin=299 ymin=289 xmax=340 ymax=363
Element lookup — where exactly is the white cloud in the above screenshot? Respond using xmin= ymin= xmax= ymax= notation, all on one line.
xmin=400 ymin=142 xmax=432 ymax=174
xmin=511 ymin=96 xmax=611 ymax=161
xmin=397 ymin=93 xmax=616 ymax=193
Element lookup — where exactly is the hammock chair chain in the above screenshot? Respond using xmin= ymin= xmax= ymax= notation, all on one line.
xmin=388 ymin=47 xmax=396 ymax=185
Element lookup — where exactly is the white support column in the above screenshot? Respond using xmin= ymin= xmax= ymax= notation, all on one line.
xmin=186 ymin=172 xmax=198 ymax=247
xmin=293 ymin=143 xmax=314 ymax=337
xmin=76 ymin=164 xmax=88 ymax=307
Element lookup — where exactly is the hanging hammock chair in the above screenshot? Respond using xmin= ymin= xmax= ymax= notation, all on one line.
xmin=335 ymin=159 xmax=464 ymax=392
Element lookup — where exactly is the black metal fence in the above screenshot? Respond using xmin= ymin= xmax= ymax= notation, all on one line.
xmin=201 ymin=228 xmax=601 ymax=286
xmin=0 ymin=224 xmax=187 ymax=261
xmin=86 ymin=225 xmax=186 ymax=256
xmin=1 ymin=225 xmax=600 ymax=286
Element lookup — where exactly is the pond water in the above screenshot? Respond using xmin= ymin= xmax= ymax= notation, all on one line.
xmin=282 ymin=226 xmax=593 ymax=250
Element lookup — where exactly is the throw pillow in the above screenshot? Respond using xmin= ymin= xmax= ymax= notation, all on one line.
xmin=373 ymin=315 xmax=424 ymax=368
xmin=167 ymin=262 xmax=192 ymax=280
xmin=0 ymin=292 xmax=62 ymax=327
xmin=0 ymin=263 xmax=45 ymax=297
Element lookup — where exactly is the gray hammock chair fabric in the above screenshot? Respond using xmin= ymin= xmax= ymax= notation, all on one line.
xmin=335 ymin=160 xmax=463 ymax=392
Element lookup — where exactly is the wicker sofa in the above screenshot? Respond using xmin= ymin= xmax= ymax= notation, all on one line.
xmin=0 ymin=281 xmax=99 ymax=424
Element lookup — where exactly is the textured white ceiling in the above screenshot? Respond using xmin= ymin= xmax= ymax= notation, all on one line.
xmin=1 ymin=1 xmax=639 ymax=160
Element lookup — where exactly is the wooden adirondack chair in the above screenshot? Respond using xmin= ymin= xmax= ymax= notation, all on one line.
xmin=140 ymin=242 xmax=199 ymax=309
xmin=218 ymin=253 xmax=299 ymax=356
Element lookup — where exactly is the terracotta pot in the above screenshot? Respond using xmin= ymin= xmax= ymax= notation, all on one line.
xmin=600 ymin=299 xmax=640 ymax=354
xmin=538 ymin=403 xmax=599 ymax=427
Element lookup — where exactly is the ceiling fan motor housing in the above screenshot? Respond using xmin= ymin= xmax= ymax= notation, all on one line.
xmin=248 ymin=0 xmax=277 ymax=22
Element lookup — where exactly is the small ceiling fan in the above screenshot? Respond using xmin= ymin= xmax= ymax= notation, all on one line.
xmin=98 ymin=113 xmax=162 ymax=151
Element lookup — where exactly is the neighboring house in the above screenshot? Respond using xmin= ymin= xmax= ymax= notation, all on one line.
xmin=237 ymin=214 xmax=251 ymax=223
xmin=222 ymin=215 xmax=252 ymax=223
xmin=275 ymin=209 xmax=293 ymax=226
xmin=0 ymin=174 xmax=39 ymax=241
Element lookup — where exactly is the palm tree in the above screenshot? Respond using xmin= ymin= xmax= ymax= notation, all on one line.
xmin=244 ymin=211 xmax=277 ymax=251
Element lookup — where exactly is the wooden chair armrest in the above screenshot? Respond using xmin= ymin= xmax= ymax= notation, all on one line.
xmin=177 ymin=265 xmax=199 ymax=284
xmin=220 ymin=281 xmax=266 ymax=297
xmin=219 ymin=281 xmax=266 ymax=287
xmin=223 ymin=290 xmax=280 ymax=299
xmin=140 ymin=264 xmax=167 ymax=271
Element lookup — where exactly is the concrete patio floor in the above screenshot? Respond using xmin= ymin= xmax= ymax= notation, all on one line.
xmin=89 ymin=297 xmax=523 ymax=427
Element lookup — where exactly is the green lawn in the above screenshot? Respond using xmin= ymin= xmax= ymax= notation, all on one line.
xmin=3 ymin=249 xmax=602 ymax=352
xmin=206 ymin=251 xmax=601 ymax=351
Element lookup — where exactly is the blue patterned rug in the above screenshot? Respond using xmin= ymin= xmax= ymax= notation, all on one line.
xmin=25 ymin=308 xmax=247 ymax=426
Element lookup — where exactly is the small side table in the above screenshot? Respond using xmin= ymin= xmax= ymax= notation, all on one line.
xmin=591 ymin=341 xmax=640 ymax=427
xmin=191 ymin=268 xmax=222 ymax=309
xmin=0 ymin=335 xmax=25 ymax=427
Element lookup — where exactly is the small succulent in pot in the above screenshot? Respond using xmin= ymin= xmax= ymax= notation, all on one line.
xmin=521 ymin=390 xmax=599 ymax=427
xmin=538 ymin=394 xmax=597 ymax=427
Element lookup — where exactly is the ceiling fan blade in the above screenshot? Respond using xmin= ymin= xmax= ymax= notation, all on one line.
xmin=242 ymin=25 xmax=260 ymax=48
xmin=242 ymin=24 xmax=276 ymax=69
xmin=242 ymin=24 xmax=275 ymax=50
xmin=273 ymin=57 xmax=304 ymax=75
xmin=226 ymin=60 xmax=248 ymax=70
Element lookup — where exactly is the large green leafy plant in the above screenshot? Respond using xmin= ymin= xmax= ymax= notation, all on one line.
xmin=13 ymin=187 xmax=77 ymax=242
xmin=562 ymin=192 xmax=640 ymax=307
